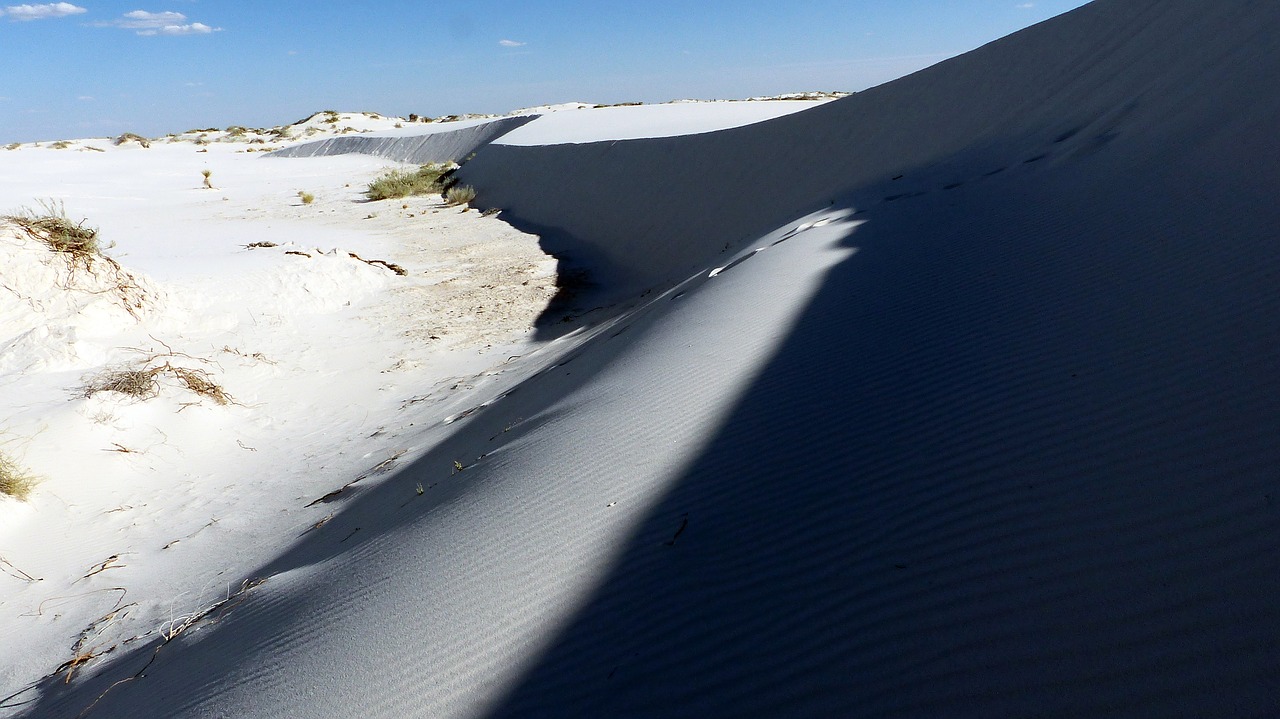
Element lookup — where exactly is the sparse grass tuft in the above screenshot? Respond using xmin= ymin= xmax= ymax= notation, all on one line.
xmin=82 ymin=361 xmax=231 ymax=406
xmin=5 ymin=143 xmax=20 ymax=151
xmin=201 ymin=169 xmax=214 ymax=189
xmin=114 ymin=132 xmax=151 ymax=148
xmin=0 ymin=453 xmax=37 ymax=501
xmin=298 ymin=191 xmax=315 ymax=205
xmin=444 ymin=185 xmax=477 ymax=207
xmin=170 ymin=366 xmax=231 ymax=405
xmin=50 ymin=141 xmax=72 ymax=150
xmin=225 ymin=126 xmax=247 ymax=137
xmin=365 ymin=163 xmax=452 ymax=201
xmin=82 ymin=368 xmax=159 ymax=400
xmin=3 ymin=201 xmax=101 ymax=261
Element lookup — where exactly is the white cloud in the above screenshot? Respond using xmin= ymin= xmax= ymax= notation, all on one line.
xmin=97 ymin=10 xmax=221 ymax=35
xmin=1016 ymin=2 xmax=1035 ymax=7
xmin=498 ymin=39 xmax=525 ymax=47
xmin=142 ymin=22 xmax=217 ymax=36
xmin=2 ymin=3 xmax=87 ymax=21
xmin=77 ymin=95 xmax=93 ymax=101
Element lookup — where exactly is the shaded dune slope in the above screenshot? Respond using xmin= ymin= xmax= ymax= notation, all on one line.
xmin=16 ymin=1 xmax=1280 ymax=717
xmin=460 ymin=0 xmax=1280 ymax=304
xmin=268 ymin=115 xmax=536 ymax=164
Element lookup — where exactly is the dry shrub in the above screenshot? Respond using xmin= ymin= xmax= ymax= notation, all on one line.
xmin=169 ymin=366 xmax=231 ymax=405
xmin=82 ymin=368 xmax=160 ymax=400
xmin=82 ymin=359 xmax=230 ymax=406
xmin=3 ymin=201 xmax=100 ymax=262
xmin=0 ymin=453 xmax=37 ymax=500
xmin=444 ymin=185 xmax=477 ymax=207
xmin=114 ymin=132 xmax=151 ymax=148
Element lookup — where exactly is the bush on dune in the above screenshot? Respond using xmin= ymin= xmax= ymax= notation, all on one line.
xmin=444 ymin=185 xmax=477 ymax=207
xmin=365 ymin=163 xmax=453 ymax=201
xmin=0 ymin=453 xmax=36 ymax=501
xmin=2 ymin=201 xmax=101 ymax=263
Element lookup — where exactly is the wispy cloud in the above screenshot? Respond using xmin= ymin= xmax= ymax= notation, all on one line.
xmin=96 ymin=10 xmax=221 ymax=36
xmin=1016 ymin=3 xmax=1035 ymax=7
xmin=1 ymin=3 xmax=87 ymax=21
xmin=498 ymin=39 xmax=525 ymax=47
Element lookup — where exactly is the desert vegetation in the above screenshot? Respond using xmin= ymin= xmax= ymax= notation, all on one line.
xmin=0 ymin=452 xmax=36 ymax=500
xmin=82 ymin=357 xmax=231 ymax=406
xmin=365 ymin=162 xmax=454 ymax=201
xmin=3 ymin=201 xmax=101 ymax=264
xmin=114 ymin=132 xmax=151 ymax=148
xmin=298 ymin=191 xmax=315 ymax=205
xmin=444 ymin=185 xmax=477 ymax=207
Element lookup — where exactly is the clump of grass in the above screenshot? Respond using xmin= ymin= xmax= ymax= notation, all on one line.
xmin=298 ymin=191 xmax=315 ymax=205
xmin=3 ymin=201 xmax=100 ymax=261
xmin=444 ymin=184 xmax=477 ymax=207
xmin=82 ymin=360 xmax=231 ymax=405
xmin=201 ymin=170 xmax=214 ymax=189
xmin=365 ymin=163 xmax=452 ymax=201
xmin=0 ymin=453 xmax=37 ymax=501
xmin=50 ymin=141 xmax=72 ymax=150
xmin=114 ymin=132 xmax=151 ymax=148
xmin=169 ymin=366 xmax=231 ymax=405
xmin=225 ymin=126 xmax=247 ymax=137
xmin=5 ymin=143 xmax=20 ymax=151
xmin=82 ymin=368 xmax=159 ymax=400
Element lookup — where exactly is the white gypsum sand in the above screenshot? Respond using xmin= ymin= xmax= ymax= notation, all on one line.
xmin=0 ymin=131 xmax=558 ymax=707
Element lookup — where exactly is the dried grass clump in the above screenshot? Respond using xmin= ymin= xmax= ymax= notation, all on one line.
xmin=82 ymin=355 xmax=231 ymax=406
xmin=444 ymin=185 xmax=476 ymax=207
xmin=0 ymin=453 xmax=37 ymax=501
xmin=298 ymin=191 xmax=315 ymax=205
xmin=114 ymin=132 xmax=151 ymax=148
xmin=365 ymin=163 xmax=452 ymax=201
xmin=3 ymin=201 xmax=100 ymax=262
xmin=82 ymin=368 xmax=160 ymax=400
xmin=169 ymin=366 xmax=231 ymax=405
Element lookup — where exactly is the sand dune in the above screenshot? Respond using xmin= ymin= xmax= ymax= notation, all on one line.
xmin=9 ymin=0 xmax=1280 ymax=716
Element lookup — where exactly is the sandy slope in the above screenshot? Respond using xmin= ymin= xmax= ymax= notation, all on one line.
xmin=0 ymin=138 xmax=557 ymax=712
xmin=9 ymin=0 xmax=1280 ymax=716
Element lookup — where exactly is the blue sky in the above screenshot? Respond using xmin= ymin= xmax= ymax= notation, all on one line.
xmin=0 ymin=1 xmax=1091 ymax=143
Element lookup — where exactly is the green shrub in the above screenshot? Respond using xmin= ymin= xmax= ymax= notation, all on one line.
xmin=365 ymin=163 xmax=452 ymax=201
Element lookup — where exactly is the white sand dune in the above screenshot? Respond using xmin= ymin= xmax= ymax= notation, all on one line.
xmin=7 ymin=0 xmax=1280 ymax=716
